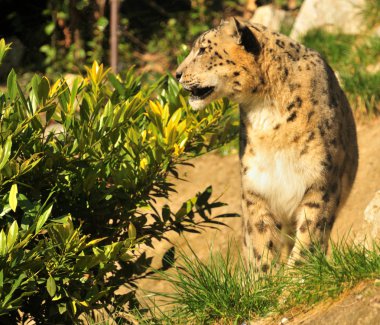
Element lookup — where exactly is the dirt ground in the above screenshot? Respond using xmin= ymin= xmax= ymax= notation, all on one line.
xmin=252 ymin=281 xmax=380 ymax=325
xmin=138 ymin=117 xmax=380 ymax=321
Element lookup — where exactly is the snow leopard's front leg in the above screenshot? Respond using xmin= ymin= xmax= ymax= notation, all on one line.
xmin=241 ymin=187 xmax=283 ymax=272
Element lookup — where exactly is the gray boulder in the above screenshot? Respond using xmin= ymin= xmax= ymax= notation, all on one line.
xmin=290 ymin=0 xmax=366 ymax=40
xmin=250 ymin=4 xmax=287 ymax=32
xmin=355 ymin=190 xmax=380 ymax=247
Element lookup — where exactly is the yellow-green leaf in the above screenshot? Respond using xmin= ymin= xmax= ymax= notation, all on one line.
xmin=0 ymin=136 xmax=12 ymax=170
xmin=58 ymin=303 xmax=67 ymax=314
xmin=52 ymin=293 xmax=62 ymax=301
xmin=85 ymin=237 xmax=107 ymax=248
xmin=38 ymin=77 xmax=50 ymax=104
xmin=9 ymin=184 xmax=18 ymax=212
xmin=35 ymin=204 xmax=53 ymax=234
xmin=7 ymin=220 xmax=18 ymax=250
xmin=46 ymin=275 xmax=56 ymax=297
xmin=0 ymin=39 xmax=12 ymax=65
xmin=128 ymin=223 xmax=136 ymax=239
xmin=0 ymin=230 xmax=6 ymax=256
xmin=70 ymin=300 xmax=77 ymax=315
xmin=78 ymin=300 xmax=89 ymax=307
xmin=7 ymin=69 xmax=17 ymax=100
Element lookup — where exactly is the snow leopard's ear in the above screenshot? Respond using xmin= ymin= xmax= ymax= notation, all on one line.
xmin=226 ymin=17 xmax=261 ymax=56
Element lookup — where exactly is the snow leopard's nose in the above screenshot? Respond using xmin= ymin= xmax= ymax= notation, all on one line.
xmin=175 ymin=71 xmax=182 ymax=81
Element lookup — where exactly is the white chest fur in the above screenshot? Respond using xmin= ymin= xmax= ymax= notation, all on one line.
xmin=241 ymin=101 xmax=316 ymax=220
xmin=243 ymin=148 xmax=308 ymax=219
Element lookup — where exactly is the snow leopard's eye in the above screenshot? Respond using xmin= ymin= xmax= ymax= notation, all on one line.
xmin=198 ymin=47 xmax=206 ymax=55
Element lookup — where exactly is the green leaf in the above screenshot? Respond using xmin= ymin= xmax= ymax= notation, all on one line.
xmin=6 ymin=69 xmax=17 ymax=100
xmin=97 ymin=16 xmax=109 ymax=29
xmin=69 ymin=299 xmax=77 ymax=315
xmin=0 ymin=269 xmax=3 ymax=291
xmin=0 ymin=136 xmax=12 ymax=170
xmin=85 ymin=237 xmax=107 ymax=248
xmin=44 ymin=21 xmax=55 ymax=35
xmin=109 ymin=73 xmax=125 ymax=96
xmin=7 ymin=220 xmax=18 ymax=250
xmin=0 ymin=205 xmax=11 ymax=218
xmin=38 ymin=77 xmax=50 ymax=104
xmin=69 ymin=77 xmax=81 ymax=113
xmin=58 ymin=303 xmax=67 ymax=314
xmin=2 ymin=274 xmax=26 ymax=306
xmin=0 ymin=230 xmax=6 ymax=256
xmin=9 ymin=183 xmax=18 ymax=212
xmin=128 ymin=223 xmax=136 ymax=239
xmin=46 ymin=275 xmax=56 ymax=297
xmin=52 ymin=293 xmax=62 ymax=301
xmin=35 ymin=204 xmax=53 ymax=234
xmin=0 ymin=39 xmax=12 ymax=65
xmin=16 ymin=82 xmax=28 ymax=109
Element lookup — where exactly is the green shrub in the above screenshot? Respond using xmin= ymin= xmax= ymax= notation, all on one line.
xmin=0 ymin=200 xmax=138 ymax=323
xmin=0 ymin=40 xmax=238 ymax=323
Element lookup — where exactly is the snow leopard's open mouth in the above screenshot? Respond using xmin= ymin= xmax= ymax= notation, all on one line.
xmin=186 ymin=86 xmax=215 ymax=100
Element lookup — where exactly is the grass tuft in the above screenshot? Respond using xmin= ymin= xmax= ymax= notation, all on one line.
xmin=361 ymin=0 xmax=380 ymax=29
xmin=286 ymin=240 xmax=380 ymax=307
xmin=143 ymin=240 xmax=380 ymax=323
xmin=142 ymin=244 xmax=285 ymax=323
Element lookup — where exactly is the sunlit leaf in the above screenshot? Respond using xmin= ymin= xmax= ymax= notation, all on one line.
xmin=46 ymin=276 xmax=57 ymax=297
xmin=128 ymin=223 xmax=136 ymax=239
xmin=6 ymin=69 xmax=17 ymax=100
xmin=9 ymin=183 xmax=18 ymax=212
xmin=0 ymin=230 xmax=6 ymax=256
xmin=0 ymin=136 xmax=12 ymax=170
xmin=35 ymin=204 xmax=53 ymax=234
xmin=6 ymin=220 xmax=18 ymax=250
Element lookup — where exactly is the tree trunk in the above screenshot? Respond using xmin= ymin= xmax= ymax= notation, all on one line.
xmin=110 ymin=0 xmax=119 ymax=73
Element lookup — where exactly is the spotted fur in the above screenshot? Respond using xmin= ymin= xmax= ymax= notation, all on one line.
xmin=176 ymin=17 xmax=358 ymax=268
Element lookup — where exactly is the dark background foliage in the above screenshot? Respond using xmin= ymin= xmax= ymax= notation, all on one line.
xmin=0 ymin=0 xmax=244 ymax=76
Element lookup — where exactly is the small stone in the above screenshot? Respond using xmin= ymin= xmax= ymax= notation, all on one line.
xmin=355 ymin=294 xmax=363 ymax=300
xmin=280 ymin=317 xmax=289 ymax=324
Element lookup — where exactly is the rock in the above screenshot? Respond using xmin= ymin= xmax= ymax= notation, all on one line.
xmin=290 ymin=0 xmax=366 ymax=40
xmin=280 ymin=317 xmax=289 ymax=324
xmin=366 ymin=63 xmax=380 ymax=74
xmin=363 ymin=191 xmax=380 ymax=239
xmin=355 ymin=190 xmax=380 ymax=247
xmin=250 ymin=5 xmax=287 ymax=32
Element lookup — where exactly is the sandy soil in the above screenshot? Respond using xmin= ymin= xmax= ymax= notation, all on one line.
xmin=137 ymin=117 xmax=380 ymax=318
xmin=251 ymin=281 xmax=380 ymax=325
